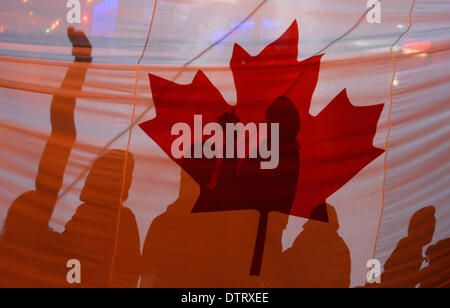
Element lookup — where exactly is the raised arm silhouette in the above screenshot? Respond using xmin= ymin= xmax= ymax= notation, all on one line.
xmin=0 ymin=27 xmax=92 ymax=287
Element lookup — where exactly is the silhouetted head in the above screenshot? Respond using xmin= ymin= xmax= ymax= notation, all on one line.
xmin=80 ymin=150 xmax=134 ymax=206
xmin=68 ymin=27 xmax=92 ymax=62
xmin=218 ymin=108 xmax=240 ymax=130
xmin=425 ymin=238 xmax=450 ymax=263
xmin=408 ymin=206 xmax=436 ymax=246
xmin=266 ymin=96 xmax=300 ymax=140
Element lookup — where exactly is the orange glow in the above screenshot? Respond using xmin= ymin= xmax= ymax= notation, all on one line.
xmin=404 ymin=41 xmax=432 ymax=51
xmin=49 ymin=19 xmax=61 ymax=32
xmin=402 ymin=41 xmax=432 ymax=55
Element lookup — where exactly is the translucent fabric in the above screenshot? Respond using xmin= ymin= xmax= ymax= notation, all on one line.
xmin=0 ymin=0 xmax=448 ymax=288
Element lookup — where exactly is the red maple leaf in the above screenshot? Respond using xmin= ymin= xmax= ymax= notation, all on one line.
xmin=139 ymin=20 xmax=384 ymax=275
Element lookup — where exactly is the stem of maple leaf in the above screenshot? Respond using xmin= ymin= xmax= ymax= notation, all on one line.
xmin=250 ymin=210 xmax=269 ymax=276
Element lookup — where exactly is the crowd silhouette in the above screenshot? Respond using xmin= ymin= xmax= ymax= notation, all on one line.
xmin=420 ymin=238 xmax=450 ymax=288
xmin=141 ymin=168 xmax=262 ymax=288
xmin=0 ymin=27 xmax=92 ymax=287
xmin=379 ymin=206 xmax=436 ymax=288
xmin=365 ymin=206 xmax=449 ymax=288
xmin=0 ymin=29 xmax=447 ymax=289
xmin=0 ymin=28 xmax=140 ymax=288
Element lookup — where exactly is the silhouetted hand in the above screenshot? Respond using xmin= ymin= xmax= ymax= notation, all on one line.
xmin=68 ymin=27 xmax=92 ymax=63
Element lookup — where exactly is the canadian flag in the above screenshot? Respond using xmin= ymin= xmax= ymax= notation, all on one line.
xmin=0 ymin=0 xmax=447 ymax=288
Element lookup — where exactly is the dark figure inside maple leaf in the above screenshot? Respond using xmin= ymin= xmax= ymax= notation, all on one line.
xmin=241 ymin=96 xmax=300 ymax=276
xmin=191 ymin=109 xmax=242 ymax=208
xmin=0 ymin=28 xmax=92 ymax=287
xmin=60 ymin=150 xmax=141 ymax=288
xmin=193 ymin=96 xmax=301 ymax=276
xmin=140 ymin=96 xmax=301 ymax=285
xmin=282 ymin=204 xmax=351 ymax=288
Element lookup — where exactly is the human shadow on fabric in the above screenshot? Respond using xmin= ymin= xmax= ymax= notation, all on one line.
xmin=0 ymin=27 xmax=92 ymax=287
xmin=188 ymin=96 xmax=302 ymax=277
xmin=140 ymin=167 xmax=262 ymax=288
xmin=140 ymin=96 xmax=302 ymax=287
xmin=374 ymin=206 xmax=436 ymax=288
xmin=420 ymin=237 xmax=450 ymax=288
xmin=60 ymin=150 xmax=141 ymax=288
xmin=282 ymin=204 xmax=351 ymax=288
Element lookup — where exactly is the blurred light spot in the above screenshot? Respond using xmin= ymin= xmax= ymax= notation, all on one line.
xmin=49 ymin=19 xmax=60 ymax=31
xmin=402 ymin=41 xmax=431 ymax=55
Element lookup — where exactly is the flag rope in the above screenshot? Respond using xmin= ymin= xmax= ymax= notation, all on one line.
xmin=108 ymin=0 xmax=160 ymax=288
xmin=372 ymin=0 xmax=417 ymax=262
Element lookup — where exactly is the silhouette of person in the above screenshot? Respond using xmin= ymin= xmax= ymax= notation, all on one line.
xmin=379 ymin=206 xmax=436 ymax=288
xmin=186 ymin=96 xmax=301 ymax=281
xmin=0 ymin=27 xmax=92 ymax=287
xmin=420 ymin=238 xmax=450 ymax=288
xmin=282 ymin=204 xmax=351 ymax=288
xmin=140 ymin=168 xmax=261 ymax=288
xmin=189 ymin=110 xmax=241 ymax=211
xmin=238 ymin=96 xmax=300 ymax=277
xmin=140 ymin=96 xmax=302 ymax=287
xmin=140 ymin=113 xmax=263 ymax=288
xmin=60 ymin=150 xmax=141 ymax=288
